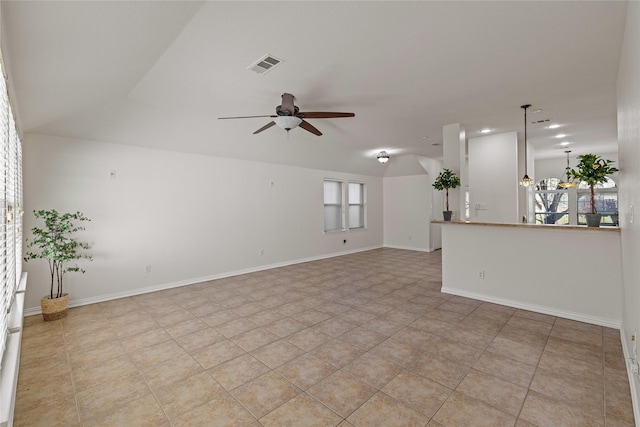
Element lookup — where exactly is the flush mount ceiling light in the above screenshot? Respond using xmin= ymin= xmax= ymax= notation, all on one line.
xmin=559 ymin=141 xmax=571 ymax=147
xmin=519 ymin=104 xmax=534 ymax=187
xmin=555 ymin=133 xmax=567 ymax=139
xmin=480 ymin=128 xmax=493 ymax=134
xmin=377 ymin=151 xmax=390 ymax=164
xmin=548 ymin=124 xmax=561 ymax=129
xmin=558 ymin=150 xmax=578 ymax=189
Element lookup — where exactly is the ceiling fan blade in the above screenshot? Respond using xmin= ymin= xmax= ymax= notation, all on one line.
xmin=299 ymin=120 xmax=322 ymax=136
xmin=298 ymin=112 xmax=355 ymax=119
xmin=280 ymin=93 xmax=296 ymax=115
xmin=218 ymin=115 xmax=276 ymax=119
xmin=253 ymin=121 xmax=276 ymax=134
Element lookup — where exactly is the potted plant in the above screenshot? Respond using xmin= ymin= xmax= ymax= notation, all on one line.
xmin=24 ymin=210 xmax=92 ymax=320
xmin=432 ymin=168 xmax=461 ymax=221
xmin=567 ymin=153 xmax=619 ymax=227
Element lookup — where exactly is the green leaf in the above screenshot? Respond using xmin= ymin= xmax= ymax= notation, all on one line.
xmin=24 ymin=209 xmax=92 ymax=297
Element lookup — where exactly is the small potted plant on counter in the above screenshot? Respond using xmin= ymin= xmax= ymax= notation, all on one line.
xmin=24 ymin=210 xmax=92 ymax=320
xmin=567 ymin=154 xmax=619 ymax=227
xmin=433 ymin=168 xmax=461 ymax=221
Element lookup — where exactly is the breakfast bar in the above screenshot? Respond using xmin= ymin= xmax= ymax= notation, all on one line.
xmin=433 ymin=220 xmax=622 ymax=327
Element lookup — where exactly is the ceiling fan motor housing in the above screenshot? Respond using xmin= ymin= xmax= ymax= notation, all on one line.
xmin=276 ymin=105 xmax=299 ymax=116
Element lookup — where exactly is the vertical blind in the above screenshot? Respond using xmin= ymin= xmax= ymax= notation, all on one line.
xmin=0 ymin=64 xmax=23 ymax=368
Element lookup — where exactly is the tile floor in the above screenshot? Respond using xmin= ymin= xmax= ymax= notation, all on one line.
xmin=14 ymin=248 xmax=635 ymax=426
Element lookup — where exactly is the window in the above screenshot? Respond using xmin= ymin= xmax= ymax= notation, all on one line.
xmin=534 ymin=178 xmax=569 ymax=225
xmin=534 ymin=176 xmax=618 ymax=226
xmin=348 ymin=182 xmax=366 ymax=229
xmin=0 ymin=70 xmax=23 ymax=367
xmin=324 ymin=180 xmax=343 ymax=232
xmin=323 ymin=179 xmax=367 ymax=232
xmin=577 ymin=177 xmax=618 ymax=226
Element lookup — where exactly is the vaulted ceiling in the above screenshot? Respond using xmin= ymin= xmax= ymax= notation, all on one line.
xmin=1 ymin=1 xmax=627 ymax=176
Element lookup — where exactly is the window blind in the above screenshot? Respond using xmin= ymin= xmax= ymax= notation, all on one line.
xmin=323 ymin=180 xmax=343 ymax=232
xmin=348 ymin=182 xmax=365 ymax=229
xmin=0 ymin=67 xmax=23 ymax=368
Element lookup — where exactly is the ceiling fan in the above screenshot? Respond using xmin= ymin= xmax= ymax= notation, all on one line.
xmin=218 ymin=93 xmax=355 ymax=136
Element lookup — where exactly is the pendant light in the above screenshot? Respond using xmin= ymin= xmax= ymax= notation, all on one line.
xmin=519 ymin=104 xmax=534 ymax=186
xmin=558 ymin=150 xmax=578 ymax=189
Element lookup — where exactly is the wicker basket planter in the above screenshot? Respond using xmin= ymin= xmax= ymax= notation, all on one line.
xmin=40 ymin=293 xmax=70 ymax=321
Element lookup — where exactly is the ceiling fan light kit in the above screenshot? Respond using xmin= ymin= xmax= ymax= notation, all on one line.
xmin=218 ymin=93 xmax=354 ymax=136
xmin=274 ymin=116 xmax=302 ymax=131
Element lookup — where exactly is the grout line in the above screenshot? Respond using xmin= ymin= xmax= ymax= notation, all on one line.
xmin=59 ymin=318 xmax=83 ymax=426
xmin=16 ymin=249 xmax=633 ymax=426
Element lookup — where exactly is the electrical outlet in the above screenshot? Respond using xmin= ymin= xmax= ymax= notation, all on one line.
xmin=478 ymin=270 xmax=485 ymax=279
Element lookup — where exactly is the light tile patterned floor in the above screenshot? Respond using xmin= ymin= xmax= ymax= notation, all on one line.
xmin=14 ymin=248 xmax=635 ymax=426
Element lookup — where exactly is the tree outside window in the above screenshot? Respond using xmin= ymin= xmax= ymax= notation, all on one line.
xmin=535 ymin=178 xmax=569 ymax=225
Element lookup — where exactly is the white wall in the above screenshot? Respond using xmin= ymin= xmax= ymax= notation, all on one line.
xmin=519 ymin=139 xmax=534 ymax=223
xmin=617 ymin=0 xmax=640 ymax=418
xmin=441 ymin=223 xmax=622 ymax=327
xmin=383 ymin=175 xmax=431 ymax=251
xmin=468 ymin=131 xmax=519 ymax=223
xmin=382 ymin=155 xmax=441 ymax=252
xmin=22 ymin=134 xmax=383 ymax=311
xmin=416 ymin=155 xmax=444 ymax=249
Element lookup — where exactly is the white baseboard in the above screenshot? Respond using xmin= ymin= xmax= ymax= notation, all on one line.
xmin=441 ymin=286 xmax=621 ymax=329
xmin=619 ymin=325 xmax=640 ymax=426
xmin=24 ymin=245 xmax=383 ymax=316
xmin=383 ymin=244 xmax=433 ymax=253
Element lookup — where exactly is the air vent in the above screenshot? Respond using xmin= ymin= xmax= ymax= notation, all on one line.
xmin=531 ymin=118 xmax=551 ymax=124
xmin=248 ymin=54 xmax=284 ymax=75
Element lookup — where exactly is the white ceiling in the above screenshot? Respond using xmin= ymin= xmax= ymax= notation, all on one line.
xmin=1 ymin=1 xmax=627 ymax=177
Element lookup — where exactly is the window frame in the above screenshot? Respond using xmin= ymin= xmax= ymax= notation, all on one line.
xmin=348 ymin=181 xmax=367 ymax=230
xmin=323 ymin=179 xmax=345 ymax=233
xmin=323 ymin=179 xmax=368 ymax=233
xmin=0 ymin=68 xmax=23 ymax=369
xmin=533 ymin=176 xmax=618 ymax=227
xmin=577 ymin=187 xmax=619 ymax=226
xmin=534 ymin=178 xmax=570 ymax=225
